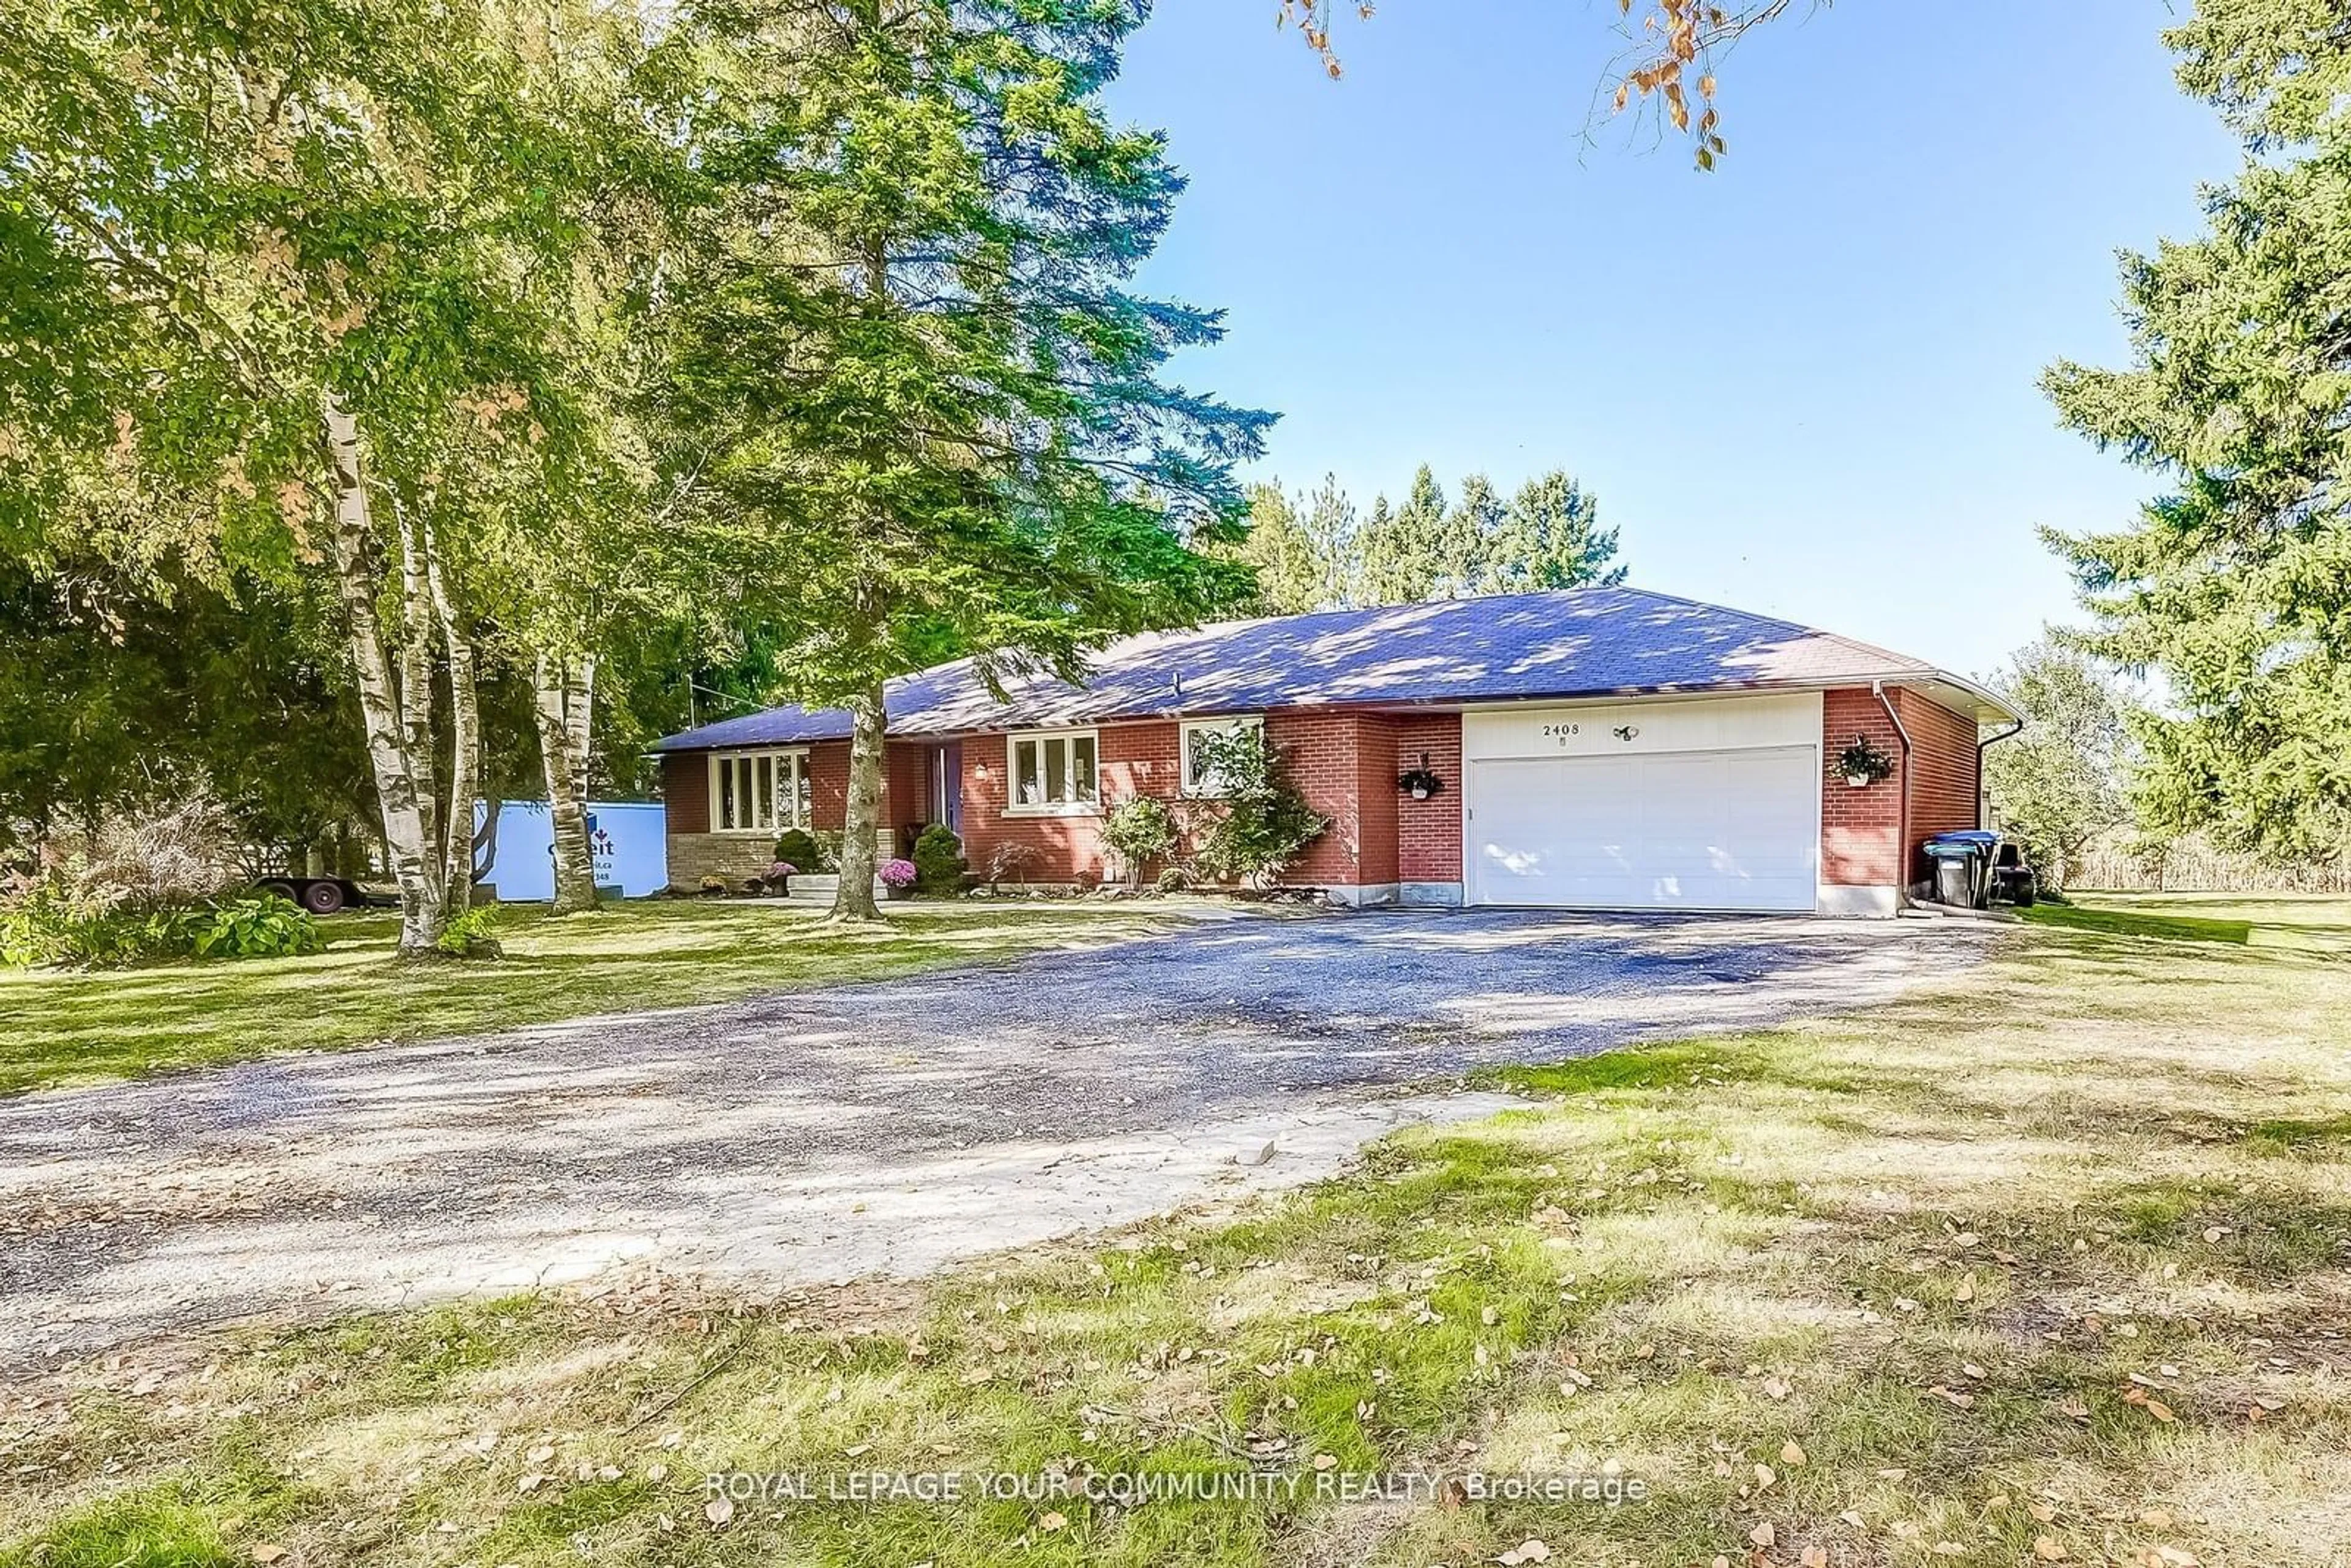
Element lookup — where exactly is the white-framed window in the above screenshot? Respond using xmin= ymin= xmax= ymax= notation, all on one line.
xmin=1006 ymin=728 xmax=1100 ymax=814
xmin=708 ymin=748 xmax=811 ymax=833
xmin=1180 ymin=715 xmax=1265 ymax=797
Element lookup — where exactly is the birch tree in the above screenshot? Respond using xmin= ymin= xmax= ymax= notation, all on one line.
xmin=2 ymin=0 xmax=656 ymax=952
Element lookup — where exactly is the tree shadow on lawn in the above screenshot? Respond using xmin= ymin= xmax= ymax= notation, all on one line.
xmin=23 ymin=978 xmax=2351 ymax=1568
xmin=0 ymin=904 xmax=1183 ymax=1094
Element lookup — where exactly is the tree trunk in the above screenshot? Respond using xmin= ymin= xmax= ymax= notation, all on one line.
xmin=472 ymin=794 xmax=503 ymax=888
xmin=394 ymin=503 xmax=441 ymax=877
xmin=419 ymin=509 xmax=479 ymax=914
xmin=533 ymin=651 xmax=599 ymax=915
xmin=320 ymin=395 xmax=446 ymax=955
xmin=830 ymin=678 xmax=887 ymax=922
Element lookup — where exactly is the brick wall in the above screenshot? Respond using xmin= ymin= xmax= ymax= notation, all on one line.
xmin=957 ymin=721 xmax=1183 ymax=885
xmin=1354 ymin=715 xmax=1400 ymax=887
xmin=1821 ymin=687 xmax=1981 ymax=891
xmin=661 ymin=740 xmax=857 ymax=891
xmin=1897 ymin=688 xmax=1982 ymax=879
xmin=883 ymin=741 xmax=928 ymax=855
xmin=1393 ymin=712 xmax=1463 ymax=883
xmin=661 ymin=752 xmax=707 ymax=835
xmin=1265 ymin=710 xmax=1373 ymax=887
xmin=1821 ymin=688 xmax=1903 ymax=887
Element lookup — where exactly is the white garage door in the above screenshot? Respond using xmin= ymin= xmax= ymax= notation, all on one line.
xmin=1468 ymin=746 xmax=1819 ymax=912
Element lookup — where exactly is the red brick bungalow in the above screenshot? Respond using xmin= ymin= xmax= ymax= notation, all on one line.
xmin=652 ymin=588 xmax=2023 ymax=916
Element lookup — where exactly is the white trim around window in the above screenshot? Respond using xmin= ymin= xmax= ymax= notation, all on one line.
xmin=707 ymin=748 xmax=812 ymax=834
xmin=1005 ymin=727 xmax=1101 ymax=816
xmin=1180 ymin=714 xmax=1265 ymax=797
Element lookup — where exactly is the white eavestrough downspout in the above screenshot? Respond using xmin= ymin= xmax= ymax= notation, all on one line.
xmin=1872 ymin=681 xmax=1915 ymax=909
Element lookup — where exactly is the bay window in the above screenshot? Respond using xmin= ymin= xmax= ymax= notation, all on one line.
xmin=708 ymin=749 xmax=811 ymax=833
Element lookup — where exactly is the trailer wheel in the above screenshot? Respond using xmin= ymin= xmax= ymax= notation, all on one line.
xmin=300 ymin=880 xmax=346 ymax=915
xmin=257 ymin=879 xmax=299 ymax=902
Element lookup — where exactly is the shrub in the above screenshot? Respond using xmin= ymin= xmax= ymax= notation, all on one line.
xmin=434 ymin=902 xmax=503 ymax=959
xmin=1155 ymin=864 xmax=1192 ymax=894
xmin=1188 ymin=726 xmax=1330 ymax=887
xmin=985 ymin=842 xmax=1043 ymax=887
xmin=812 ymin=829 xmax=845 ymax=872
xmin=910 ymin=824 xmax=967 ymax=895
xmin=879 ymin=857 xmax=918 ymax=889
xmin=190 ymin=895 xmax=325 ymax=959
xmin=0 ymin=793 xmax=280 ymax=968
xmin=773 ymin=828 xmax=824 ymax=872
xmin=64 ymin=794 xmax=242 ymax=910
xmin=0 ymin=877 xmax=322 ymax=969
xmin=1101 ymin=795 xmax=1180 ymax=888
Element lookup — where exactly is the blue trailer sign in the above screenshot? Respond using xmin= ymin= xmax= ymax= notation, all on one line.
xmin=474 ymin=800 xmax=669 ymax=901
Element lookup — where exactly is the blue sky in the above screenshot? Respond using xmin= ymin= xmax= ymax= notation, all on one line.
xmin=1104 ymin=0 xmax=2237 ymax=678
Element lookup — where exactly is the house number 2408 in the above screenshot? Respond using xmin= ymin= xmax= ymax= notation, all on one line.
xmin=1541 ymin=723 xmax=1581 ymax=742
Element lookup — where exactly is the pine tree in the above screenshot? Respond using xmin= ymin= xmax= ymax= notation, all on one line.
xmin=1436 ymin=474 xmax=1506 ymax=598
xmin=1300 ymin=475 xmax=1358 ymax=608
xmin=2042 ymin=0 xmax=2351 ymax=858
xmin=1239 ymin=484 xmax=1325 ymax=615
xmin=1490 ymin=471 xmax=1625 ymax=591
xmin=1357 ymin=465 xmax=1447 ymax=604
xmin=667 ymin=0 xmax=1268 ymax=918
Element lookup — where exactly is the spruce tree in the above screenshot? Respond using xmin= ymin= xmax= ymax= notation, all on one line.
xmin=667 ymin=0 xmax=1269 ymax=918
xmin=1490 ymin=471 xmax=1625 ymax=591
xmin=1239 ymin=484 xmax=1325 ymax=615
xmin=1357 ymin=465 xmax=1447 ymax=604
xmin=2042 ymin=0 xmax=2351 ymax=857
xmin=1437 ymin=473 xmax=1506 ymax=598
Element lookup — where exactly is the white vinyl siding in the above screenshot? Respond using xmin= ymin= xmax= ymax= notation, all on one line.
xmin=1179 ymin=715 xmax=1264 ymax=797
xmin=708 ymin=749 xmax=811 ymax=834
xmin=1006 ymin=729 xmax=1100 ymax=814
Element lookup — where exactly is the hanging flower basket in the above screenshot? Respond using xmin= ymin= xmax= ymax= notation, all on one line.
xmin=1398 ymin=752 xmax=1444 ymax=801
xmin=1837 ymin=734 xmax=1896 ymax=788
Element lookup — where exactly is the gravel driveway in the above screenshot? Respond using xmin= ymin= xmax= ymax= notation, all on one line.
xmin=1 ymin=908 xmax=1993 ymax=1364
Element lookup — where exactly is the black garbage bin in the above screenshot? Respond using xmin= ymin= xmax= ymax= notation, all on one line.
xmin=1922 ymin=830 xmax=2000 ymax=909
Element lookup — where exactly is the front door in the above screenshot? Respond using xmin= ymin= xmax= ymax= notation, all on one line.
xmin=929 ymin=743 xmax=963 ymax=835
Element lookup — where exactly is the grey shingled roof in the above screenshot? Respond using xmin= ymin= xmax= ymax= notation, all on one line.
xmin=652 ymin=587 xmax=1992 ymax=751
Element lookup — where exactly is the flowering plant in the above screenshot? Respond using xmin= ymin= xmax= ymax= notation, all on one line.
xmin=764 ymin=860 xmax=798 ymax=882
xmin=879 ymin=858 xmax=918 ymax=888
xmin=1837 ymin=734 xmax=1897 ymax=786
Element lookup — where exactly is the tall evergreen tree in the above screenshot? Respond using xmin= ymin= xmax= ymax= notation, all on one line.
xmin=1491 ymin=470 xmax=1625 ymax=591
xmin=1436 ymin=473 xmax=1506 ymax=598
xmin=1299 ymin=475 xmax=1358 ymax=609
xmin=667 ymin=0 xmax=1269 ymax=920
xmin=1356 ymin=465 xmax=1447 ymax=604
xmin=2042 ymin=0 xmax=2351 ymax=858
xmin=1238 ymin=485 xmax=1327 ymax=615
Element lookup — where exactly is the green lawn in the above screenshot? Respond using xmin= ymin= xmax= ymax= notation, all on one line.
xmin=10 ymin=894 xmax=2351 ymax=1567
xmin=2020 ymin=890 xmax=2351 ymax=953
xmin=0 ymin=899 xmax=1199 ymax=1095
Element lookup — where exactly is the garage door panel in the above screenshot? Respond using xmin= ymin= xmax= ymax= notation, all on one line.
xmin=1468 ymin=746 xmax=1818 ymax=912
